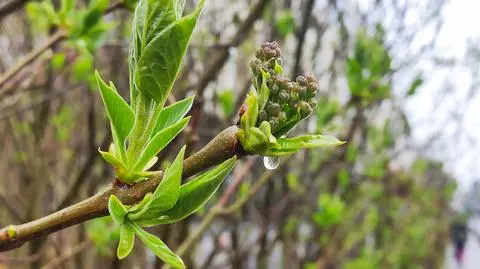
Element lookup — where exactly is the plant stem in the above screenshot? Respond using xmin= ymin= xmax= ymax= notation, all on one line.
xmin=0 ymin=125 xmax=241 ymax=252
xmin=127 ymin=93 xmax=155 ymax=166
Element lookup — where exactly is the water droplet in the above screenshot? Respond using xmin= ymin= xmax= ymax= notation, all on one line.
xmin=263 ymin=156 xmax=280 ymax=170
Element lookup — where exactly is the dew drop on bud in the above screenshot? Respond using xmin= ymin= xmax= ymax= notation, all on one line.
xmin=263 ymin=156 xmax=280 ymax=170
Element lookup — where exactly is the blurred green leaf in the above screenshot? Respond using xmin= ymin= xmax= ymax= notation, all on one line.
xmin=131 ymin=222 xmax=185 ymax=268
xmin=217 ymin=90 xmax=235 ymax=117
xmin=407 ymin=76 xmax=423 ymax=96
xmin=275 ymin=10 xmax=295 ymax=38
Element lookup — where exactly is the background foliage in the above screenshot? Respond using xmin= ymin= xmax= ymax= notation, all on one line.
xmin=0 ymin=0 xmax=460 ymax=268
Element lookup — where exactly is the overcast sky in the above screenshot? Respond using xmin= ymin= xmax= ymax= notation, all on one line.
xmin=405 ymin=0 xmax=480 ymax=191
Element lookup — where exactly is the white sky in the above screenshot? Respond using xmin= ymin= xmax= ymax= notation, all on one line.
xmin=407 ymin=0 xmax=480 ymax=190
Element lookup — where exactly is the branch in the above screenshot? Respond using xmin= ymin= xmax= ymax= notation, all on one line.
xmin=0 ymin=125 xmax=241 ymax=252
xmin=0 ymin=0 xmax=29 ymax=22
xmin=0 ymin=31 xmax=67 ymax=94
xmin=0 ymin=2 xmax=125 ymax=97
xmin=292 ymin=0 xmax=316 ymax=78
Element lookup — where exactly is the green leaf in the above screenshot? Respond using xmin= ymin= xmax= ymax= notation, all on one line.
xmin=51 ymin=53 xmax=66 ymax=70
xmin=257 ymin=70 xmax=270 ymax=110
xmin=129 ymin=0 xmax=175 ymax=108
xmin=128 ymin=193 xmax=153 ymax=214
xmin=217 ymin=90 xmax=234 ymax=117
xmin=265 ymin=135 xmax=345 ymax=156
xmin=95 ymin=71 xmax=135 ymax=162
xmin=133 ymin=117 xmax=190 ymax=172
xmin=129 ymin=147 xmax=185 ymax=220
xmin=136 ymin=156 xmax=237 ymax=226
xmin=275 ymin=10 xmax=296 ymax=38
xmin=117 ymin=222 xmax=135 ymax=259
xmin=82 ymin=0 xmax=110 ymax=33
xmin=99 ymin=149 xmax=126 ymax=169
xmin=108 ymin=195 xmax=128 ymax=225
xmin=152 ymin=96 xmax=194 ymax=136
xmin=240 ymin=92 xmax=259 ymax=131
xmin=407 ymin=76 xmax=423 ymax=96
xmin=175 ymin=0 xmax=186 ymax=18
xmin=134 ymin=0 xmax=206 ymax=105
xmin=131 ymin=222 xmax=185 ymax=269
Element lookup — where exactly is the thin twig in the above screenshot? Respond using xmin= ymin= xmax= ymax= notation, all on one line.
xmin=40 ymin=240 xmax=92 ymax=269
xmin=292 ymin=0 xmax=316 ymax=78
xmin=0 ymin=31 xmax=67 ymax=94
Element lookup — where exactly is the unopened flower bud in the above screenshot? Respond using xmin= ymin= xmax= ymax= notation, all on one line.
xmin=287 ymin=82 xmax=296 ymax=93
xmin=305 ymin=74 xmax=317 ymax=83
xmin=255 ymin=48 xmax=265 ymax=60
xmin=298 ymin=86 xmax=307 ymax=98
xmin=278 ymin=111 xmax=287 ymax=122
xmin=299 ymin=101 xmax=313 ymax=117
xmin=289 ymin=92 xmax=300 ymax=105
xmin=269 ymin=117 xmax=279 ymax=130
xmin=296 ymin=76 xmax=308 ymax=86
xmin=259 ymin=110 xmax=268 ymax=122
xmin=266 ymin=102 xmax=281 ymax=116
xmin=279 ymin=90 xmax=289 ymax=102
xmin=307 ymin=82 xmax=318 ymax=94
xmin=271 ymin=84 xmax=280 ymax=95
xmin=308 ymin=99 xmax=318 ymax=109
xmin=250 ymin=59 xmax=262 ymax=76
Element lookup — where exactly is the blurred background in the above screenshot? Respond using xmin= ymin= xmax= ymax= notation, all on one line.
xmin=0 ymin=0 xmax=479 ymax=268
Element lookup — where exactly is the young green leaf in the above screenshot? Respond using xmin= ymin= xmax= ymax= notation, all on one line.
xmin=134 ymin=0 xmax=206 ymax=105
xmin=99 ymin=150 xmax=126 ymax=169
xmin=257 ymin=70 xmax=270 ymax=110
xmin=129 ymin=146 xmax=185 ymax=220
xmin=240 ymin=92 xmax=259 ymax=131
xmin=265 ymin=135 xmax=345 ymax=156
xmin=128 ymin=193 xmax=153 ymax=214
xmin=117 ymin=222 xmax=135 ymax=259
xmin=108 ymin=195 xmax=128 ymax=225
xmin=132 ymin=117 xmax=190 ymax=172
xmin=95 ymin=71 xmax=135 ymax=162
xmin=136 ymin=156 xmax=237 ymax=226
xmin=131 ymin=222 xmax=185 ymax=269
xmin=82 ymin=0 xmax=110 ymax=33
xmin=152 ymin=96 xmax=194 ymax=136
xmin=175 ymin=0 xmax=186 ymax=18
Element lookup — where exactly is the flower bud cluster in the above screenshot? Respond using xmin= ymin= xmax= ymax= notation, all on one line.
xmin=250 ymin=41 xmax=318 ymax=134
